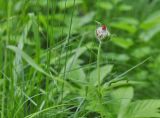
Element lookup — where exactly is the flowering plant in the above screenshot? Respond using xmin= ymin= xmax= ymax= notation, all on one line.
xmin=95 ymin=21 xmax=110 ymax=43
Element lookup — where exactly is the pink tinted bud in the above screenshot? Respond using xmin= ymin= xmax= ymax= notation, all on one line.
xmin=102 ymin=25 xmax=107 ymax=31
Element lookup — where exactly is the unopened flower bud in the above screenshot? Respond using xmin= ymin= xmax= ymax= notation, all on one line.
xmin=96 ymin=25 xmax=110 ymax=42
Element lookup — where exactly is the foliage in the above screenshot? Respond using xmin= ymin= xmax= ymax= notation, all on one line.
xmin=0 ymin=0 xmax=160 ymax=118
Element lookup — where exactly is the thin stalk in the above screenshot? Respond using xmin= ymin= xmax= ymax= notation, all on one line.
xmin=2 ymin=47 xmax=6 ymax=118
xmin=46 ymin=0 xmax=50 ymax=69
xmin=2 ymin=1 xmax=12 ymax=117
xmin=46 ymin=0 xmax=50 ymax=107
xmin=61 ymin=0 xmax=76 ymax=103
xmin=2 ymin=64 xmax=5 ymax=117
xmin=97 ymin=42 xmax=102 ymax=93
xmin=97 ymin=42 xmax=103 ymax=118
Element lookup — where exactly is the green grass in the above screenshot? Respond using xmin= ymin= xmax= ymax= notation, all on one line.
xmin=1 ymin=0 xmax=160 ymax=117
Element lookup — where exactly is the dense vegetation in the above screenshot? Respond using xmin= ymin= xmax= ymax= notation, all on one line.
xmin=1 ymin=0 xmax=160 ymax=118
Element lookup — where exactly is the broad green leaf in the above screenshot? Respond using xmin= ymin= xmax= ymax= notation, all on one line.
xmin=66 ymin=12 xmax=95 ymax=32
xmin=68 ymin=61 xmax=86 ymax=82
xmin=116 ymin=17 xmax=139 ymax=25
xmin=111 ymin=86 xmax=134 ymax=118
xmin=111 ymin=37 xmax=133 ymax=49
xmin=58 ymin=0 xmax=83 ymax=10
xmin=60 ymin=42 xmax=88 ymax=75
xmin=0 ymin=79 xmax=4 ymax=86
xmin=89 ymin=65 xmax=113 ymax=86
xmin=141 ymin=10 xmax=160 ymax=30
xmin=112 ymin=0 xmax=122 ymax=4
xmin=125 ymin=100 xmax=160 ymax=117
xmin=103 ymin=80 xmax=143 ymax=91
xmin=97 ymin=2 xmax=113 ymax=10
xmin=118 ymin=4 xmax=132 ymax=11
xmin=7 ymin=45 xmax=47 ymax=75
xmin=79 ymin=12 xmax=95 ymax=26
xmin=132 ymin=47 xmax=151 ymax=58
xmin=111 ymin=22 xmax=137 ymax=34
xmin=105 ymin=53 xmax=130 ymax=61
xmin=140 ymin=24 xmax=160 ymax=41
xmin=7 ymin=46 xmax=71 ymax=87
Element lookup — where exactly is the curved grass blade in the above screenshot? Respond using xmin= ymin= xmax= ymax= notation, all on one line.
xmin=7 ymin=45 xmax=71 ymax=87
xmin=24 ymin=104 xmax=70 ymax=118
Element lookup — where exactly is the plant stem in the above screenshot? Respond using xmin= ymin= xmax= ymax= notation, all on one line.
xmin=97 ymin=42 xmax=102 ymax=93
xmin=61 ymin=0 xmax=76 ymax=103
xmin=97 ymin=42 xmax=103 ymax=118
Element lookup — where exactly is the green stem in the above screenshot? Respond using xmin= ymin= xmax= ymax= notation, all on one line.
xmin=97 ymin=42 xmax=102 ymax=93
xmin=97 ymin=42 xmax=103 ymax=118
xmin=2 ymin=1 xmax=12 ymax=117
xmin=61 ymin=0 xmax=76 ymax=104
xmin=2 ymin=65 xmax=6 ymax=118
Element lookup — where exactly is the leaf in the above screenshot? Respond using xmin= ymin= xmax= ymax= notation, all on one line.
xmin=7 ymin=45 xmax=71 ymax=87
xmin=118 ymin=4 xmax=132 ymax=11
xmin=139 ymin=24 xmax=160 ymax=41
xmin=141 ymin=10 xmax=160 ymax=30
xmin=0 ymin=79 xmax=4 ymax=86
xmin=125 ymin=100 xmax=160 ymax=117
xmin=106 ymin=53 xmax=130 ymax=61
xmin=111 ymin=37 xmax=133 ymax=49
xmin=68 ymin=12 xmax=95 ymax=31
xmin=79 ymin=12 xmax=95 ymax=26
xmin=68 ymin=60 xmax=86 ymax=82
xmin=111 ymin=21 xmax=137 ymax=34
xmin=110 ymin=86 xmax=134 ymax=118
xmin=60 ymin=39 xmax=88 ymax=75
xmin=97 ymin=2 xmax=113 ymax=10
xmin=7 ymin=45 xmax=47 ymax=75
xmin=132 ymin=47 xmax=151 ymax=58
xmin=112 ymin=0 xmax=122 ymax=4
xmin=58 ymin=0 xmax=83 ymax=10
xmin=89 ymin=65 xmax=113 ymax=86
xmin=116 ymin=17 xmax=139 ymax=26
xmin=103 ymin=80 xmax=143 ymax=91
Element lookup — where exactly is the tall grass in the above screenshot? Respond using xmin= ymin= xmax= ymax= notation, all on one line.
xmin=1 ymin=0 xmax=160 ymax=118
xmin=61 ymin=0 xmax=76 ymax=104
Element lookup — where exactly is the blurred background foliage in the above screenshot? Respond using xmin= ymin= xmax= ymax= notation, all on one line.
xmin=1 ymin=0 xmax=160 ymax=117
